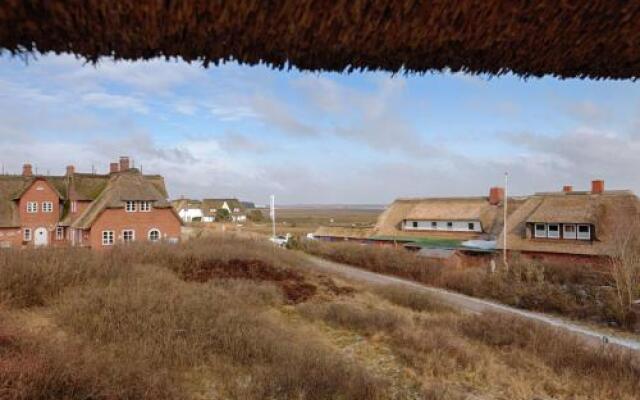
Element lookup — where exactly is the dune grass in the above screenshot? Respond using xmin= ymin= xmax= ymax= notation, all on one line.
xmin=299 ymin=240 xmax=623 ymax=327
xmin=1 ymin=237 xmax=638 ymax=399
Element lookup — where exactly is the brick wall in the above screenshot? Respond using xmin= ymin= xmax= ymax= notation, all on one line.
xmin=17 ymin=180 xmax=61 ymax=246
xmin=88 ymin=207 xmax=181 ymax=248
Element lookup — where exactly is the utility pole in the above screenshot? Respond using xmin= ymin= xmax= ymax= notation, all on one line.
xmin=503 ymin=172 xmax=509 ymax=269
xmin=270 ymin=195 xmax=276 ymax=240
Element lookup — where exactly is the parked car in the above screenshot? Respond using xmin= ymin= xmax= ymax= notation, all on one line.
xmin=269 ymin=234 xmax=290 ymax=247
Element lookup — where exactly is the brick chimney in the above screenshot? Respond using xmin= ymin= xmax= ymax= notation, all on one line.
xmin=22 ymin=163 xmax=33 ymax=177
xmin=119 ymin=156 xmax=130 ymax=171
xmin=489 ymin=187 xmax=504 ymax=205
xmin=66 ymin=165 xmax=75 ymax=176
xmin=109 ymin=162 xmax=120 ymax=174
xmin=562 ymin=185 xmax=573 ymax=193
xmin=591 ymin=179 xmax=605 ymax=194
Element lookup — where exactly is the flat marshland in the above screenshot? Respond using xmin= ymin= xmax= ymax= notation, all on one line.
xmin=1 ymin=237 xmax=639 ymax=399
xmin=243 ymin=207 xmax=382 ymax=236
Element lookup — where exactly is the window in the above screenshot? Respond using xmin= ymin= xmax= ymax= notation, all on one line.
xmin=468 ymin=222 xmax=475 ymax=231
xmin=125 ymin=201 xmax=136 ymax=212
xmin=563 ymin=224 xmax=577 ymax=240
xmin=547 ymin=224 xmax=560 ymax=239
xmin=26 ymin=201 xmax=37 ymax=213
xmin=139 ymin=201 xmax=151 ymax=212
xmin=23 ymin=228 xmax=32 ymax=241
xmin=446 ymin=222 xmax=453 ymax=230
xmin=102 ymin=231 xmax=114 ymax=246
xmin=42 ymin=201 xmax=53 ymax=213
xmin=71 ymin=201 xmax=77 ymax=213
xmin=412 ymin=221 xmax=418 ymax=228
xmin=577 ymin=224 xmax=591 ymax=240
xmin=534 ymin=223 xmax=547 ymax=238
xmin=56 ymin=226 xmax=64 ymax=240
xmin=122 ymin=229 xmax=135 ymax=243
xmin=148 ymin=229 xmax=161 ymax=242
xmin=431 ymin=221 xmax=437 ymax=229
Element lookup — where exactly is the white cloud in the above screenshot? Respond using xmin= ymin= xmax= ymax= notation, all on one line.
xmin=81 ymin=92 xmax=149 ymax=114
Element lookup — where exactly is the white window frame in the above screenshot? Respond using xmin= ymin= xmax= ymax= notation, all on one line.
xmin=547 ymin=223 xmax=560 ymax=239
xmin=102 ymin=230 xmax=114 ymax=246
xmin=23 ymin=228 xmax=32 ymax=241
xmin=139 ymin=201 xmax=151 ymax=212
xmin=563 ymin=224 xmax=577 ymax=240
xmin=56 ymin=226 xmax=64 ymax=240
xmin=26 ymin=201 xmax=38 ymax=213
xmin=148 ymin=228 xmax=161 ymax=242
xmin=411 ymin=221 xmax=418 ymax=228
xmin=534 ymin=223 xmax=547 ymax=238
xmin=125 ymin=201 xmax=136 ymax=212
xmin=42 ymin=201 xmax=53 ymax=213
xmin=71 ymin=201 xmax=77 ymax=213
xmin=468 ymin=222 xmax=475 ymax=231
xmin=577 ymin=224 xmax=591 ymax=241
xmin=122 ymin=229 xmax=135 ymax=243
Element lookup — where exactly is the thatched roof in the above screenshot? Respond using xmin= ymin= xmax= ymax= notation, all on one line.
xmin=171 ymin=198 xmax=201 ymax=211
xmin=2 ymin=1 xmax=640 ymax=79
xmin=314 ymin=225 xmax=375 ymax=240
xmin=70 ymin=169 xmax=173 ymax=229
xmin=373 ymin=197 xmax=524 ymax=240
xmin=0 ymin=168 xmax=174 ymax=229
xmin=498 ymin=191 xmax=640 ymax=256
xmin=201 ymin=198 xmax=244 ymax=217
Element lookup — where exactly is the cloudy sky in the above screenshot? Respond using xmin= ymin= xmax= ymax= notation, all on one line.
xmin=1 ymin=54 xmax=639 ymax=204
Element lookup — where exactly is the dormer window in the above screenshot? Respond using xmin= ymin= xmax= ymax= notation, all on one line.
xmin=125 ymin=201 xmax=137 ymax=212
xmin=547 ymin=224 xmax=560 ymax=239
xmin=534 ymin=223 xmax=546 ymax=238
xmin=139 ymin=201 xmax=151 ymax=212
xmin=577 ymin=224 xmax=591 ymax=240
xmin=563 ymin=224 xmax=577 ymax=240
xmin=26 ymin=202 xmax=38 ymax=213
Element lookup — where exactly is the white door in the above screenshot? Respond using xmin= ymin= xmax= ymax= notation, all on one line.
xmin=34 ymin=227 xmax=48 ymax=246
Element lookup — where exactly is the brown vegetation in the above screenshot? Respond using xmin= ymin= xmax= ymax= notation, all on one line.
xmin=1 ymin=237 xmax=639 ymax=399
xmin=300 ymin=240 xmax=624 ymax=327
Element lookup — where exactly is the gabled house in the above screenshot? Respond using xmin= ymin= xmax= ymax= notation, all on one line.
xmin=200 ymin=198 xmax=246 ymax=223
xmin=172 ymin=199 xmax=203 ymax=222
xmin=0 ymin=157 xmax=181 ymax=249
xmin=498 ymin=180 xmax=640 ymax=264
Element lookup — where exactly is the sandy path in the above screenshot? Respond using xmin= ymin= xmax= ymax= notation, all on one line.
xmin=302 ymin=254 xmax=640 ymax=353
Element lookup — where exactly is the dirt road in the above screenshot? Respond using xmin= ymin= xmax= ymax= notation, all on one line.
xmin=303 ymin=254 xmax=640 ymax=353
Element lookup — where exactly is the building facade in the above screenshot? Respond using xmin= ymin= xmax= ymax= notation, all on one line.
xmin=0 ymin=157 xmax=182 ymax=249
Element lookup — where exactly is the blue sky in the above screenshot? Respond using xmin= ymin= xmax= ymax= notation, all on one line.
xmin=1 ymin=54 xmax=639 ymax=204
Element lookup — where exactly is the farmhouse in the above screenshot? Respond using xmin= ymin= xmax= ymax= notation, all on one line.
xmin=0 ymin=157 xmax=181 ymax=249
xmin=172 ymin=199 xmax=203 ymax=222
xmin=498 ymin=180 xmax=640 ymax=265
xmin=313 ymin=187 xmax=522 ymax=250
xmin=199 ymin=198 xmax=247 ymax=223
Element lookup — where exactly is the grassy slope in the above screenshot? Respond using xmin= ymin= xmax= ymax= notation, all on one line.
xmin=1 ymin=237 xmax=639 ymax=399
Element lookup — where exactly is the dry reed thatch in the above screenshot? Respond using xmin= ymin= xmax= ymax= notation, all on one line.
xmin=1 ymin=1 xmax=640 ymax=79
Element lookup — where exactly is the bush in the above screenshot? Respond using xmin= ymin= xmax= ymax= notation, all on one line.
xmin=300 ymin=241 xmax=622 ymax=327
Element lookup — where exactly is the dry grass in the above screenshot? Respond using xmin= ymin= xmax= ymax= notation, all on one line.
xmin=1 ymin=237 xmax=639 ymax=399
xmin=301 ymin=240 xmax=624 ymax=327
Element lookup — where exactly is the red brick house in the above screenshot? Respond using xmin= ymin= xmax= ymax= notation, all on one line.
xmin=0 ymin=157 xmax=181 ymax=249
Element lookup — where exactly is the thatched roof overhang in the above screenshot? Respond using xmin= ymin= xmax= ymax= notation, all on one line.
xmin=2 ymin=1 xmax=640 ymax=79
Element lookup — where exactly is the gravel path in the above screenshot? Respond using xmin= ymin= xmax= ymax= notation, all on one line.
xmin=303 ymin=254 xmax=640 ymax=353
